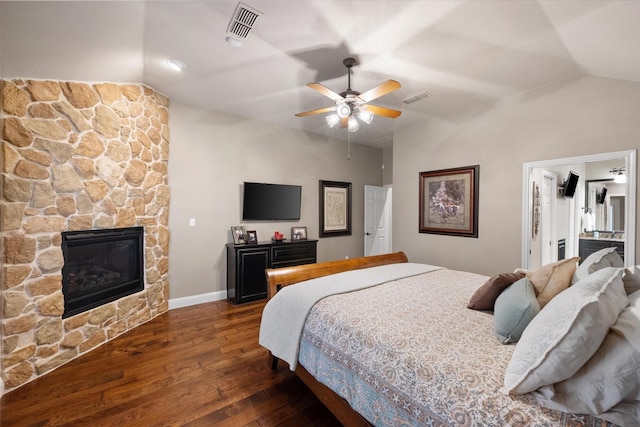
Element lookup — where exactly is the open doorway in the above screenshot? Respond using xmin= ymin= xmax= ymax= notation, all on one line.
xmin=522 ymin=150 xmax=636 ymax=269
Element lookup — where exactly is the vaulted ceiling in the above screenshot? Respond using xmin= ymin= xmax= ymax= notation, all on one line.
xmin=1 ymin=1 xmax=639 ymax=147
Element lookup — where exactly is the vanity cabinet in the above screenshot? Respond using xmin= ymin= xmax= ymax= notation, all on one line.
xmin=578 ymin=239 xmax=624 ymax=264
xmin=226 ymin=240 xmax=317 ymax=304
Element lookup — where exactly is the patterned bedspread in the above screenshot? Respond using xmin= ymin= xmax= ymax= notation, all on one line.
xmin=298 ymin=268 xmax=613 ymax=427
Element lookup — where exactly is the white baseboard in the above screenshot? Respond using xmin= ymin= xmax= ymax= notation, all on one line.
xmin=168 ymin=290 xmax=227 ymax=310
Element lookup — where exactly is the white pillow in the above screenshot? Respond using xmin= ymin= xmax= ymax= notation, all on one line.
xmin=612 ymin=290 xmax=640 ymax=352
xmin=502 ymin=267 xmax=628 ymax=395
xmin=623 ymin=266 xmax=640 ymax=296
xmin=529 ymin=291 xmax=640 ymax=417
xmin=572 ymin=247 xmax=624 ymax=285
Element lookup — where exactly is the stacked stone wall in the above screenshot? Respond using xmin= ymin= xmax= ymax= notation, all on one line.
xmin=0 ymin=79 xmax=170 ymax=395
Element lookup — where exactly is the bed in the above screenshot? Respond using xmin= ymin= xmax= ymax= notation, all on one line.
xmin=259 ymin=252 xmax=639 ymax=426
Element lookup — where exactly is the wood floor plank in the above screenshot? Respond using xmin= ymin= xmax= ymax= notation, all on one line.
xmin=1 ymin=300 xmax=341 ymax=426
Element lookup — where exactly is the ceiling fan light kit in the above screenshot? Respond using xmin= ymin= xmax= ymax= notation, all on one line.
xmin=348 ymin=116 xmax=360 ymax=132
xmin=326 ymin=114 xmax=340 ymax=128
xmin=296 ymin=57 xmax=402 ymax=133
xmin=358 ymin=107 xmax=374 ymax=124
xmin=336 ymin=102 xmax=352 ymax=118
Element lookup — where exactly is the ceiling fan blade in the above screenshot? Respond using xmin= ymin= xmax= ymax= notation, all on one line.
xmin=294 ymin=106 xmax=336 ymax=117
xmin=357 ymin=80 xmax=401 ymax=103
xmin=365 ymin=104 xmax=402 ymax=118
xmin=307 ymin=83 xmax=344 ymax=101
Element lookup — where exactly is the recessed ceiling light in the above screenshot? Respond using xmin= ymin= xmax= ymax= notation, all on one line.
xmin=225 ymin=36 xmax=243 ymax=47
xmin=166 ymin=59 xmax=187 ymax=72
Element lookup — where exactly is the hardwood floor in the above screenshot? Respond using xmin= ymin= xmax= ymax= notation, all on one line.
xmin=1 ymin=300 xmax=341 ymax=426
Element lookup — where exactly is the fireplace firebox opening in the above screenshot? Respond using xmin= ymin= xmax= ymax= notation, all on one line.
xmin=61 ymin=227 xmax=144 ymax=318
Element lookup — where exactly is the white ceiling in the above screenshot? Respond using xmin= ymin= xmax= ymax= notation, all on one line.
xmin=1 ymin=1 xmax=639 ymax=147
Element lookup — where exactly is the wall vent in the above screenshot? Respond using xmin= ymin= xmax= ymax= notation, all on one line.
xmin=402 ymin=91 xmax=433 ymax=104
xmin=226 ymin=2 xmax=262 ymax=46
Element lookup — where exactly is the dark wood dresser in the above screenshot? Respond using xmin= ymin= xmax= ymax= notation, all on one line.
xmin=226 ymin=240 xmax=317 ymax=304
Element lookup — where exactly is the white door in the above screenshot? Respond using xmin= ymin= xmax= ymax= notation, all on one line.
xmin=364 ymin=185 xmax=391 ymax=256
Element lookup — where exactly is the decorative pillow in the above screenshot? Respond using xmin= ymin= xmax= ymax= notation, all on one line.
xmin=493 ymin=277 xmax=540 ymax=344
xmin=623 ymin=266 xmax=640 ymax=296
xmin=467 ymin=272 xmax=525 ymax=311
xmin=530 ymin=333 xmax=640 ymax=418
xmin=612 ymin=290 xmax=640 ymax=350
xmin=528 ymin=291 xmax=640 ymax=421
xmin=502 ymin=267 xmax=628 ymax=395
xmin=572 ymin=247 xmax=624 ymax=285
xmin=526 ymin=257 xmax=579 ymax=308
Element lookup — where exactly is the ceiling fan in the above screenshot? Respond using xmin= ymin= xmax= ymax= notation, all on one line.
xmin=295 ymin=57 xmax=402 ymax=132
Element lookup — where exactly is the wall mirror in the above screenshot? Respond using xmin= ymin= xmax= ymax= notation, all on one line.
xmin=585 ymin=179 xmax=625 ymax=231
xmin=522 ymin=150 xmax=636 ymax=269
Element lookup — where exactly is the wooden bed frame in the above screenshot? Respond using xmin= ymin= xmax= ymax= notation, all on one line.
xmin=264 ymin=251 xmax=409 ymax=427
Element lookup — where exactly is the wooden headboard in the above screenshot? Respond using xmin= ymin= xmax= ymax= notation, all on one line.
xmin=264 ymin=251 xmax=408 ymax=298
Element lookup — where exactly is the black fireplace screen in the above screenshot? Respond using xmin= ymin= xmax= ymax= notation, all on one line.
xmin=61 ymin=227 xmax=144 ymax=318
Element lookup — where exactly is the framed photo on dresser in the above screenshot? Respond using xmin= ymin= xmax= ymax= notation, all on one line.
xmin=246 ymin=230 xmax=258 ymax=244
xmin=291 ymin=226 xmax=307 ymax=241
xmin=231 ymin=226 xmax=247 ymax=244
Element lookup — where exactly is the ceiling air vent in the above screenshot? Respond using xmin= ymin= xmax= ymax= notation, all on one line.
xmin=225 ymin=2 xmax=262 ymax=47
xmin=403 ymin=91 xmax=433 ymax=104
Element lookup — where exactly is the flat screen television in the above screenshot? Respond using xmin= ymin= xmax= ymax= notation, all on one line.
xmin=561 ymin=171 xmax=579 ymax=198
xmin=242 ymin=182 xmax=302 ymax=221
xmin=597 ymin=187 xmax=608 ymax=204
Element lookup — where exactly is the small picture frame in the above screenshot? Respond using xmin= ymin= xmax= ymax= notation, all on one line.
xmin=246 ymin=230 xmax=258 ymax=244
xmin=291 ymin=226 xmax=307 ymax=241
xmin=231 ymin=226 xmax=247 ymax=244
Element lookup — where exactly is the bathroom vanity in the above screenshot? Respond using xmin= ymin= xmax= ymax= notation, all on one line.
xmin=578 ymin=233 xmax=624 ymax=264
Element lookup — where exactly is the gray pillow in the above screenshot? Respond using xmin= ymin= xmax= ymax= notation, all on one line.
xmin=494 ymin=277 xmax=540 ymax=344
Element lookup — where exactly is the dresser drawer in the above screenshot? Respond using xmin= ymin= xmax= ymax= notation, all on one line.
xmin=271 ymin=241 xmax=317 ymax=268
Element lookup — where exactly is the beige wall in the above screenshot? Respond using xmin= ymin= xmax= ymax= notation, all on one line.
xmin=393 ymin=75 xmax=640 ymax=276
xmin=383 ymin=145 xmax=393 ymax=186
xmin=167 ymin=102 xmax=383 ymax=301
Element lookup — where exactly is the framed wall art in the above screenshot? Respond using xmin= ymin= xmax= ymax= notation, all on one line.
xmin=532 ymin=181 xmax=540 ymax=238
xmin=419 ymin=165 xmax=479 ymax=238
xmin=319 ymin=180 xmax=352 ymax=237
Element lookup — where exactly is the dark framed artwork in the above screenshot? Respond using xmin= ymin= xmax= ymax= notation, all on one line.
xmin=319 ymin=180 xmax=352 ymax=237
xmin=419 ymin=165 xmax=479 ymax=238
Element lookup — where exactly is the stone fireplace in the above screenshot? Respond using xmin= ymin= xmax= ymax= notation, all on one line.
xmin=61 ymin=227 xmax=145 ymax=318
xmin=1 ymin=80 xmax=170 ymax=396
